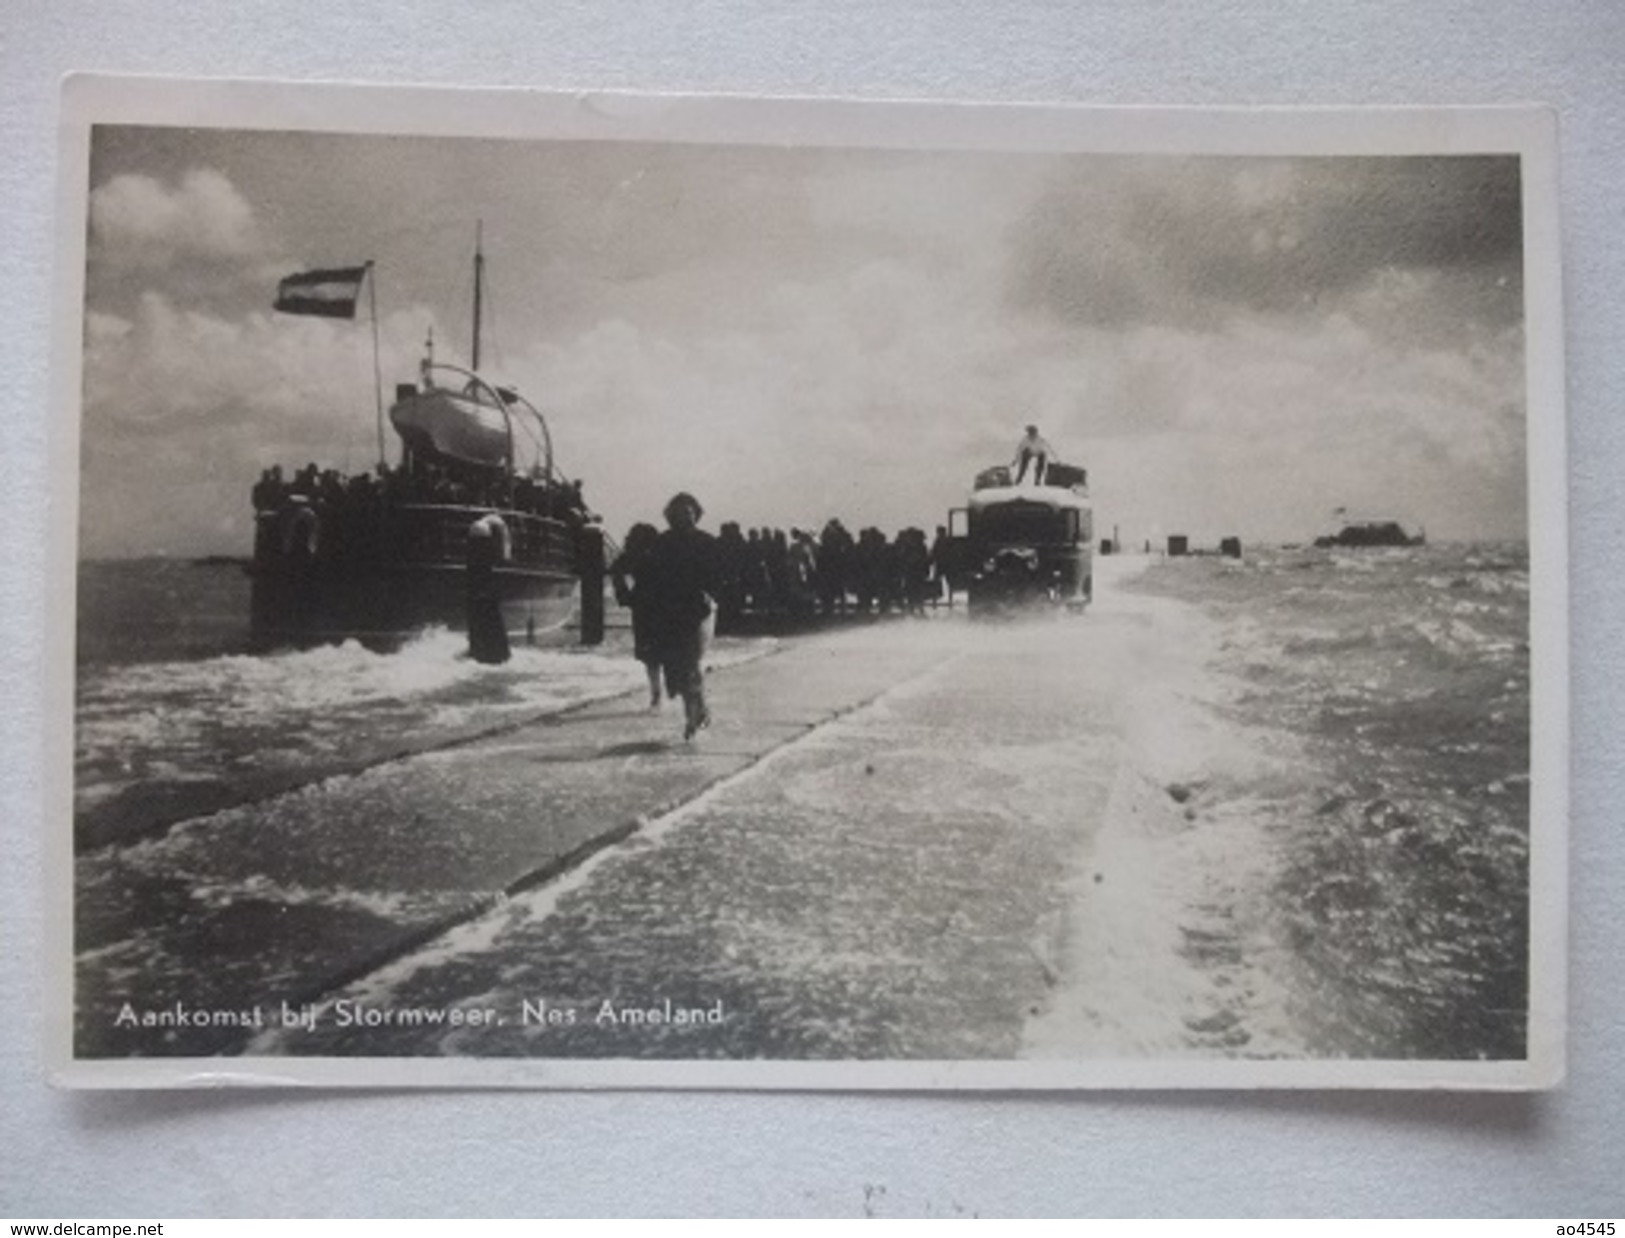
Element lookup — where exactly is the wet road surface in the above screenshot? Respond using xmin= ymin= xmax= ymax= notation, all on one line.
xmin=79 ymin=560 xmax=1290 ymax=1063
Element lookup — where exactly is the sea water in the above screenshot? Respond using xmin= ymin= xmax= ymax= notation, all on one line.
xmin=1122 ymin=541 xmax=1531 ymax=1060
xmin=73 ymin=559 xmax=763 ymax=849
xmin=72 ymin=545 xmax=1532 ymax=1060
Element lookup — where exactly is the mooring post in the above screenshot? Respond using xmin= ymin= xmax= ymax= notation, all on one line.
xmin=578 ymin=522 xmax=606 ymax=646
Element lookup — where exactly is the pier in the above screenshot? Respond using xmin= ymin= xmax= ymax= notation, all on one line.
xmin=76 ymin=557 xmax=1245 ymax=1060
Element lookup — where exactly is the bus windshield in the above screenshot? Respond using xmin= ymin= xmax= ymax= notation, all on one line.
xmin=970 ymin=504 xmax=1077 ymax=545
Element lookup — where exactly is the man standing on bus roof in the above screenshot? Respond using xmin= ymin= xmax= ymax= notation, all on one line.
xmin=1012 ymin=424 xmax=1052 ymax=485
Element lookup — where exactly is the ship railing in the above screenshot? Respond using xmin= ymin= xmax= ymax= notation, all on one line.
xmin=390 ymin=502 xmax=577 ymax=566
xmin=253 ymin=495 xmax=579 ymax=573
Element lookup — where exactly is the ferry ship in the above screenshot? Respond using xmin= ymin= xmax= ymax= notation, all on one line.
xmin=248 ymin=239 xmax=597 ymax=651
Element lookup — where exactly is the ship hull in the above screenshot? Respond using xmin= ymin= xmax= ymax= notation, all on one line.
xmin=250 ymin=560 xmax=579 ymax=650
xmin=249 ymin=502 xmax=583 ymax=650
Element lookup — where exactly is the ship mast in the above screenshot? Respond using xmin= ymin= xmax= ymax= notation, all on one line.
xmin=472 ymin=219 xmax=484 ymax=374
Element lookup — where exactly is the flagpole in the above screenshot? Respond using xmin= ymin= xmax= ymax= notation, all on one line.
xmin=365 ymin=260 xmax=384 ymax=470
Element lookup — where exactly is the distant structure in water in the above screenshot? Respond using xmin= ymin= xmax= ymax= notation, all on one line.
xmin=1313 ymin=514 xmax=1426 ymax=548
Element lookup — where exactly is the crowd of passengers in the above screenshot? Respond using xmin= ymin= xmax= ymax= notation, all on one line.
xmin=250 ymin=459 xmax=592 ymax=565
xmin=252 ymin=460 xmax=590 ymax=529
xmin=252 ymin=464 xmax=962 ymax=619
xmin=619 ymin=518 xmax=959 ymax=630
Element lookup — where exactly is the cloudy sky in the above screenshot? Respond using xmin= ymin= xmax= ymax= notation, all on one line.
xmin=78 ymin=124 xmax=1526 ymax=557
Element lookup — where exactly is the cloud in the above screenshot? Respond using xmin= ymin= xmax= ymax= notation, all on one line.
xmin=1010 ymin=155 xmax=1522 ymax=332
xmin=451 ymin=165 xmax=1525 ymax=547
xmin=79 ymin=291 xmax=440 ymax=557
xmin=75 ymin=135 xmax=1530 ymax=556
xmin=502 ymin=246 xmax=1047 ymax=535
xmin=1074 ymin=308 xmax=1525 ymax=542
xmin=90 ymin=168 xmax=264 ymax=270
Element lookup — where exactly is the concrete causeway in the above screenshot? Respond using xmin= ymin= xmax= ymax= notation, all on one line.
xmin=74 ymin=623 xmax=968 ymax=1056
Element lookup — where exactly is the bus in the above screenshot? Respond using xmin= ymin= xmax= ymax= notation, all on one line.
xmin=945 ymin=462 xmax=1093 ymax=615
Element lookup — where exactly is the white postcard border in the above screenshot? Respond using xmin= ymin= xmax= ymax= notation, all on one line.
xmin=46 ymin=74 xmax=1568 ymax=1091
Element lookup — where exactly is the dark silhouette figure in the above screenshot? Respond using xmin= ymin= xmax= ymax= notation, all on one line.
xmin=611 ymin=522 xmax=664 ymax=708
xmin=466 ymin=513 xmax=511 ymax=664
xmin=929 ymin=524 xmax=954 ymax=604
xmin=853 ymin=527 xmax=890 ymax=615
xmin=1012 ymin=424 xmax=1052 ymax=485
xmin=640 ymin=493 xmax=720 ymax=740
xmin=818 ymin=519 xmax=854 ymax=615
xmin=787 ymin=530 xmax=818 ymax=618
xmin=897 ymin=527 xmax=932 ymax=615
xmin=714 ymin=522 xmax=750 ymax=634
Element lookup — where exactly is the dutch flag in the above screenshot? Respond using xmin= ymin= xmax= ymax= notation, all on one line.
xmin=273 ymin=264 xmax=370 ymax=319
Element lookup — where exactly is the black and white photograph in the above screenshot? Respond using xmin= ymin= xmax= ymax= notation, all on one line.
xmin=49 ymin=79 xmax=1565 ymax=1089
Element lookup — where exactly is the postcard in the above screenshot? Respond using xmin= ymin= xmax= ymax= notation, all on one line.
xmin=48 ymin=76 xmax=1566 ymax=1088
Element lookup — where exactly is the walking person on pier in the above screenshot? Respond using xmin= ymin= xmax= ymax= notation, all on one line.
xmin=929 ymin=524 xmax=954 ymax=605
xmin=641 ymin=492 xmax=721 ymax=740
